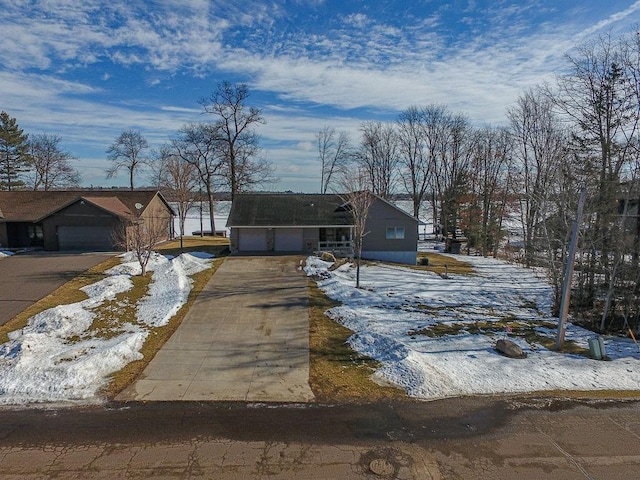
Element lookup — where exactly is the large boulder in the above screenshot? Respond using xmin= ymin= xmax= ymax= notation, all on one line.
xmin=495 ymin=339 xmax=527 ymax=359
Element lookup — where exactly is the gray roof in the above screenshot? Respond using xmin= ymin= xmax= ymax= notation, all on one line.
xmin=227 ymin=193 xmax=354 ymax=227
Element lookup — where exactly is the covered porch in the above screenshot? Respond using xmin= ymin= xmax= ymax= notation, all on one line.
xmin=316 ymin=226 xmax=353 ymax=257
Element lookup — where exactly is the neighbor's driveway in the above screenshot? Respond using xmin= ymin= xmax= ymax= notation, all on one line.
xmin=118 ymin=256 xmax=315 ymax=402
xmin=0 ymin=251 xmax=113 ymax=326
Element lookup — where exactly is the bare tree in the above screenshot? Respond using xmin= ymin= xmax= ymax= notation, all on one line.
xmin=112 ymin=215 xmax=169 ymax=276
xmin=430 ymin=112 xmax=474 ymax=240
xmin=549 ymin=33 xmax=638 ymax=323
xmin=28 ymin=134 xmax=79 ymax=190
xmin=317 ymin=126 xmax=351 ymax=194
xmin=508 ymin=89 xmax=567 ymax=267
xmin=337 ymin=169 xmax=374 ymax=289
xmin=154 ymin=146 xmax=199 ymax=248
xmin=106 ymin=130 xmax=149 ymax=190
xmin=172 ymin=123 xmax=224 ymax=235
xmin=200 ymin=82 xmax=272 ymax=199
xmin=397 ymin=106 xmax=431 ymax=218
xmin=356 ymin=121 xmax=399 ymax=199
xmin=463 ymin=127 xmax=514 ymax=257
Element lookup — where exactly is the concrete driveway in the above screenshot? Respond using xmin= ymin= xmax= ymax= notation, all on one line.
xmin=0 ymin=251 xmax=113 ymax=326
xmin=118 ymin=256 xmax=315 ymax=403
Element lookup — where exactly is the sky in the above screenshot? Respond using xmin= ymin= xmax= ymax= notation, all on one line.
xmin=1 ymin=1 xmax=639 ymax=192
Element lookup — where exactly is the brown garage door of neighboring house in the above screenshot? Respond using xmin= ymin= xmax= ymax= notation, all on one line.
xmin=57 ymin=226 xmax=113 ymax=251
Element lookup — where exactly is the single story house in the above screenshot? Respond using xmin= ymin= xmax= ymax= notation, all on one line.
xmin=0 ymin=190 xmax=174 ymax=251
xmin=226 ymin=192 xmax=420 ymax=265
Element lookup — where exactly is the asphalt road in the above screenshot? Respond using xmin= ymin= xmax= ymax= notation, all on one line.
xmin=0 ymin=397 xmax=639 ymax=479
xmin=0 ymin=251 xmax=112 ymax=325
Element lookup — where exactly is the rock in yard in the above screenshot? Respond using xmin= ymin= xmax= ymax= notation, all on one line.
xmin=495 ymin=338 xmax=527 ymax=359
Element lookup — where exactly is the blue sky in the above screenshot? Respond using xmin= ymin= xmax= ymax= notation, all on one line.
xmin=1 ymin=1 xmax=639 ymax=192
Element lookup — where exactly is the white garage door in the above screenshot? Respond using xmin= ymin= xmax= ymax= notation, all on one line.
xmin=274 ymin=228 xmax=304 ymax=252
xmin=58 ymin=226 xmax=113 ymax=250
xmin=239 ymin=228 xmax=269 ymax=251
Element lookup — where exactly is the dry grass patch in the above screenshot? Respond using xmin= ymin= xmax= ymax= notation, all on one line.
xmin=415 ymin=251 xmax=475 ymax=276
xmin=156 ymin=236 xmax=230 ymax=257
xmin=410 ymin=319 xmax=590 ymax=357
xmin=308 ymin=280 xmax=409 ymax=403
xmin=69 ymin=274 xmax=152 ymax=343
xmin=0 ymin=256 xmax=122 ymax=345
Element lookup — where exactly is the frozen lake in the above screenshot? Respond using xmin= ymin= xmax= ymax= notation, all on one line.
xmin=172 ymin=201 xmax=231 ymax=236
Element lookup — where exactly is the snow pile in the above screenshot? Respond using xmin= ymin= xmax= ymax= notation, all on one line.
xmin=306 ymin=255 xmax=640 ymax=400
xmin=0 ymin=251 xmax=212 ymax=405
xmin=137 ymin=253 xmax=212 ymax=327
xmin=0 ymin=250 xmax=13 ymax=258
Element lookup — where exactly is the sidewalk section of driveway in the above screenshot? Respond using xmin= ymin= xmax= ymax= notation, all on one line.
xmin=118 ymin=256 xmax=315 ymax=403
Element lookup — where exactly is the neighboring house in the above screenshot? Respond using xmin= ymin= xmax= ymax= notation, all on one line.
xmin=227 ymin=192 xmax=420 ymax=265
xmin=0 ymin=190 xmax=174 ymax=251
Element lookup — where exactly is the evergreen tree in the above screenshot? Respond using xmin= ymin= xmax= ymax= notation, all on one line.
xmin=0 ymin=111 xmax=31 ymax=190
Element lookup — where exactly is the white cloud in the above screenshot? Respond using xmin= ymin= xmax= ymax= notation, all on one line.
xmin=2 ymin=1 xmax=640 ymax=192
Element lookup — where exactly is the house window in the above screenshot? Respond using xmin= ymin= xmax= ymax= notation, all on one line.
xmin=386 ymin=226 xmax=405 ymax=240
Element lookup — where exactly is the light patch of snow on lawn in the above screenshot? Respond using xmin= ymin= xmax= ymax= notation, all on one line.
xmin=0 ymin=251 xmax=212 ymax=405
xmin=305 ymin=255 xmax=640 ymax=400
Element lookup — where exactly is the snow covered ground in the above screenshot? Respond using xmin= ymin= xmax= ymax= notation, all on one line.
xmin=305 ymin=253 xmax=640 ymax=400
xmin=0 ymin=251 xmax=212 ymax=405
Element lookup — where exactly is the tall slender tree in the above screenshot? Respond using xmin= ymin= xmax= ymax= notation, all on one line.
xmin=171 ymin=123 xmax=224 ymax=234
xmin=431 ymin=112 xmax=473 ymax=240
xmin=0 ymin=111 xmax=31 ymax=190
xmin=397 ymin=106 xmax=431 ymax=218
xmin=200 ymin=82 xmax=272 ymax=199
xmin=508 ymin=89 xmax=567 ymax=267
xmin=356 ymin=121 xmax=399 ymax=199
xmin=317 ymin=126 xmax=351 ymax=194
xmin=154 ymin=146 xmax=199 ymax=248
xmin=463 ymin=127 xmax=514 ymax=257
xmin=106 ymin=129 xmax=149 ymax=190
xmin=337 ymin=168 xmax=374 ymax=289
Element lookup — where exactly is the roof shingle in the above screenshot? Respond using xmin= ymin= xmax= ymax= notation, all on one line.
xmin=227 ymin=193 xmax=353 ymax=227
xmin=0 ymin=190 xmax=165 ymax=222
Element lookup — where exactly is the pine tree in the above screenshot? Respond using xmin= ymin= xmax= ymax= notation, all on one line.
xmin=0 ymin=111 xmax=31 ymax=190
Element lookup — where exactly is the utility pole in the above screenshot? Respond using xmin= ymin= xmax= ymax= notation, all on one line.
xmin=555 ymin=187 xmax=587 ymax=350
xmin=199 ymin=187 xmax=204 ymax=238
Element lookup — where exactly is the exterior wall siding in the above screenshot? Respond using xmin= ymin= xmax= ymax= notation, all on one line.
xmin=362 ymin=199 xmax=418 ymax=257
xmin=361 ymin=250 xmax=417 ymax=265
xmin=139 ymin=195 xmax=173 ymax=243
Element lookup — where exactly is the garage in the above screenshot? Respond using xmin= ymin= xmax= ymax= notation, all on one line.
xmin=274 ymin=228 xmax=304 ymax=252
xmin=238 ymin=228 xmax=269 ymax=251
xmin=57 ymin=226 xmax=113 ymax=251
